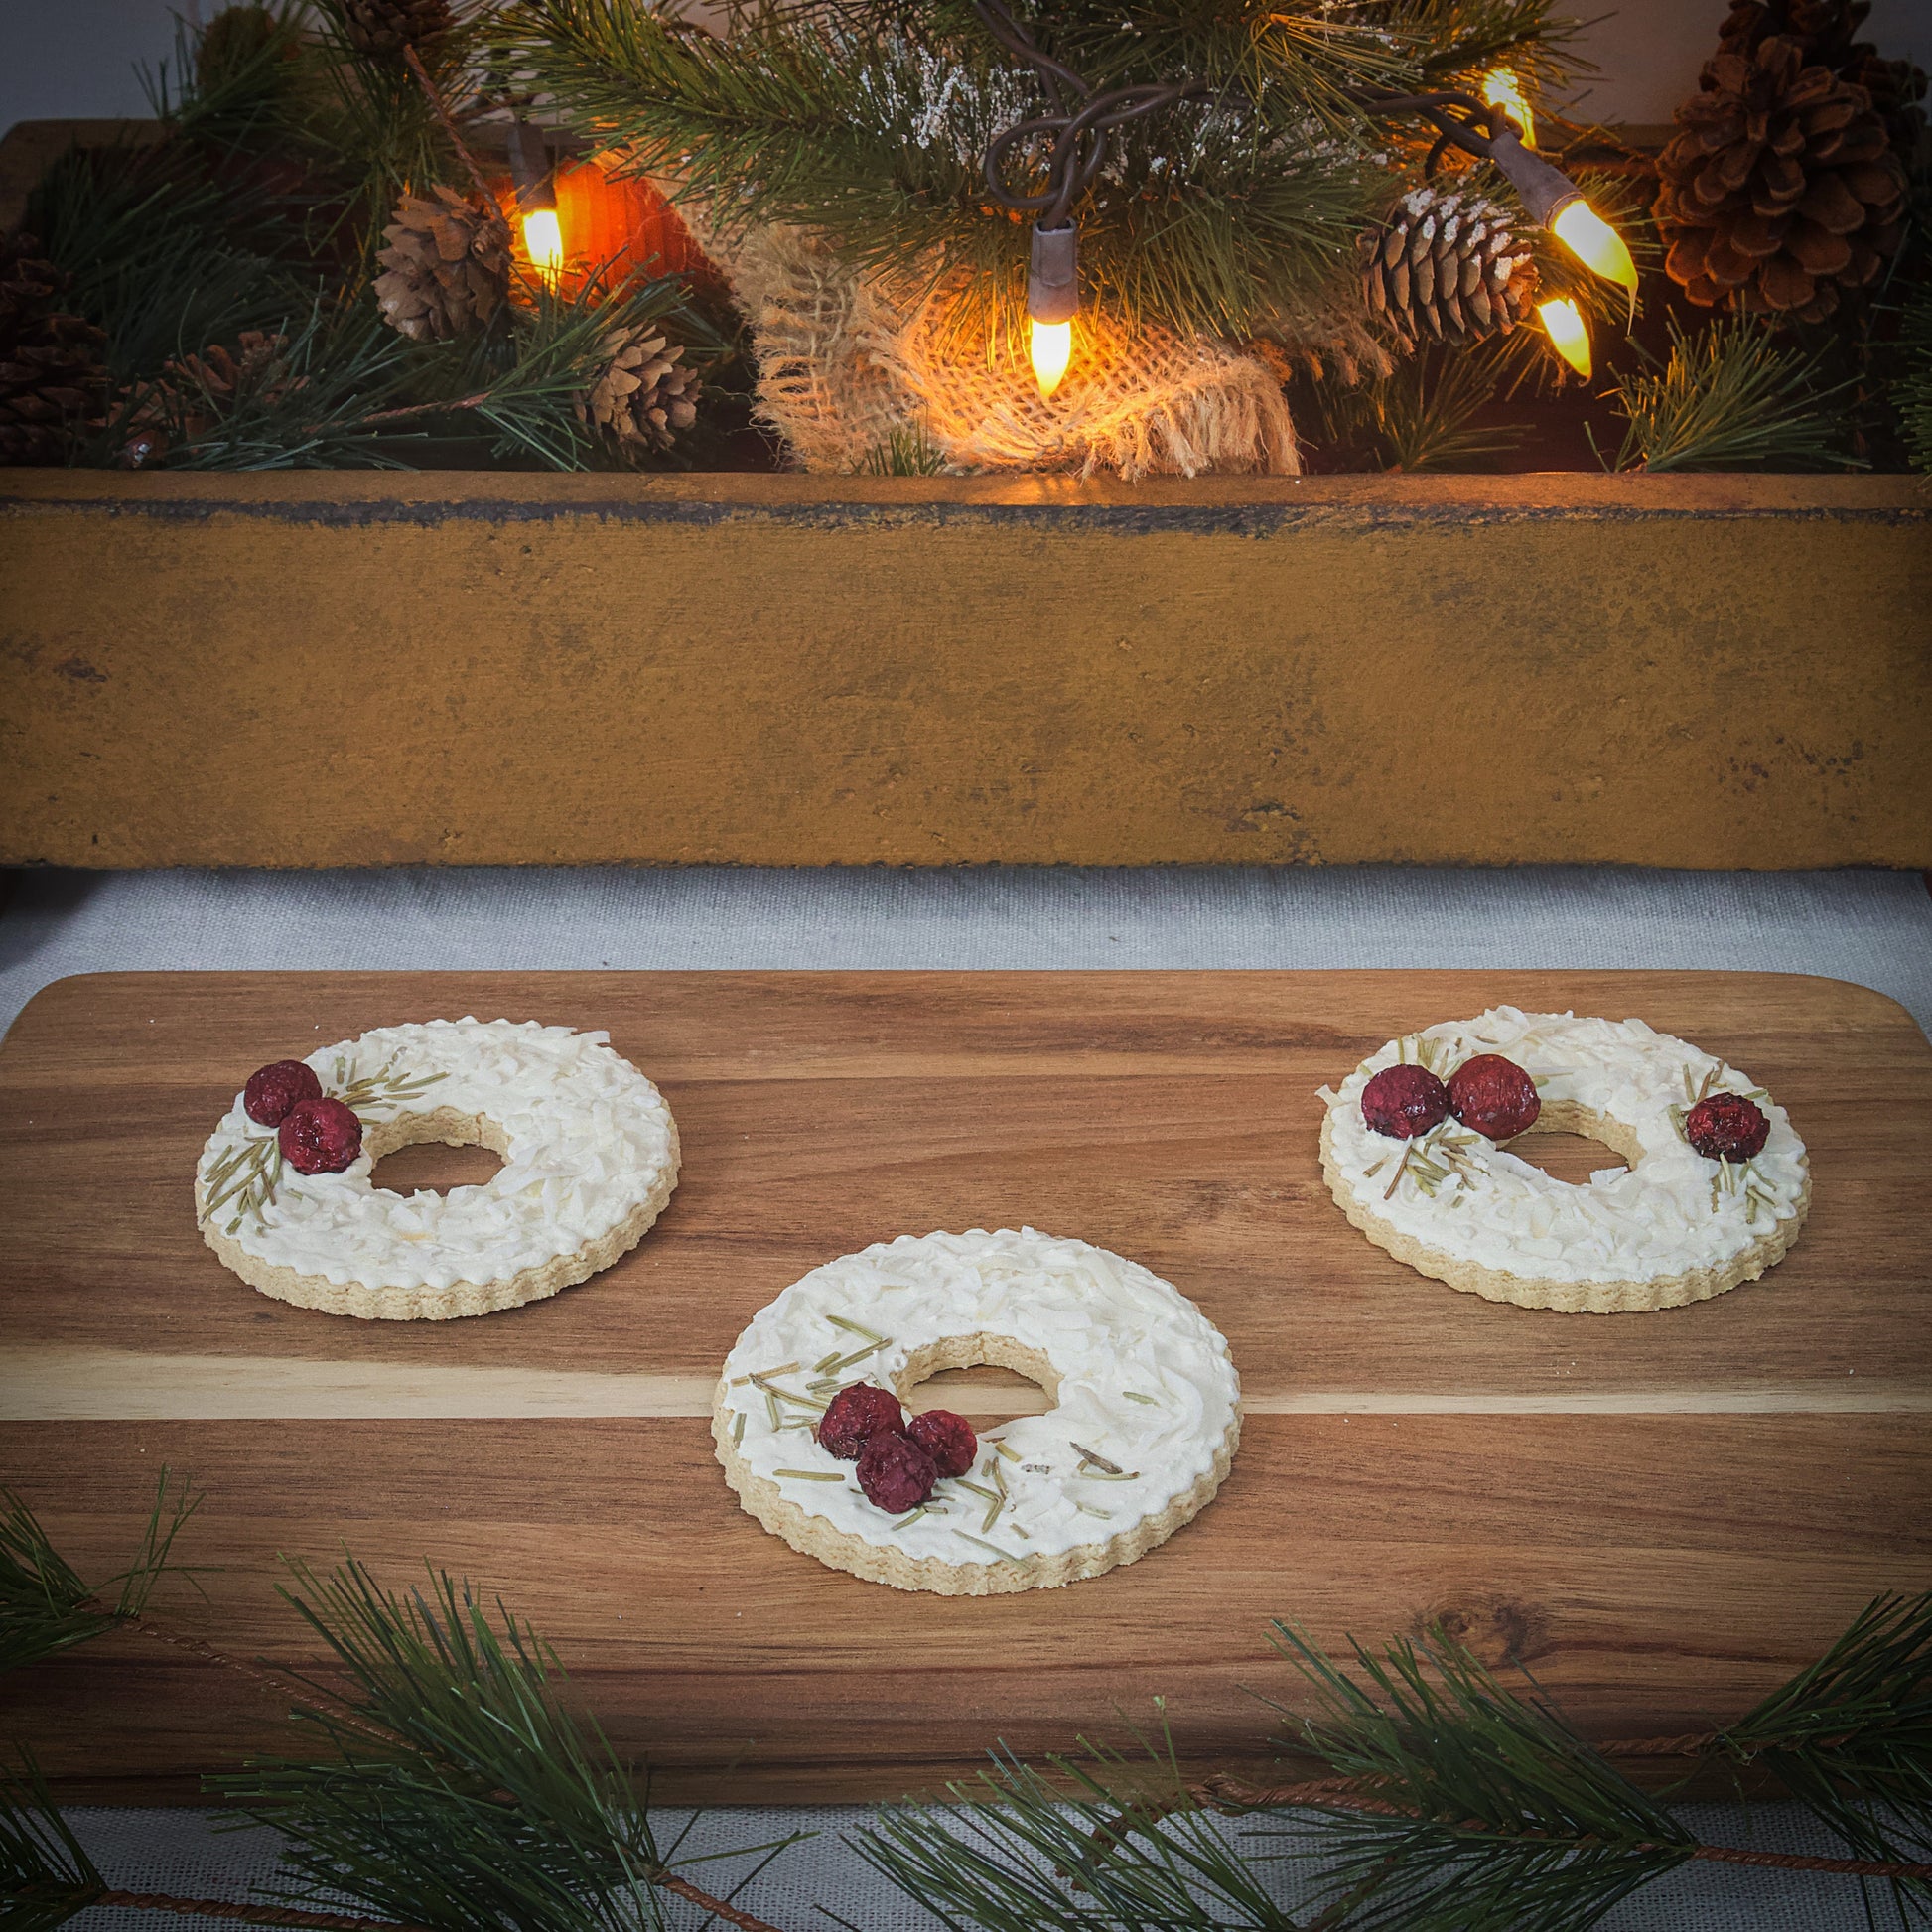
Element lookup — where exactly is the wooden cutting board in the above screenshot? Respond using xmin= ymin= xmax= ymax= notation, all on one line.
xmin=2 ymin=969 xmax=1929 ymax=1804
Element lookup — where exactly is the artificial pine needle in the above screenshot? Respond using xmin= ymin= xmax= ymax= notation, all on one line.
xmin=1608 ymin=316 xmax=1860 ymax=474
xmin=0 ymin=1470 xmax=202 ymax=1674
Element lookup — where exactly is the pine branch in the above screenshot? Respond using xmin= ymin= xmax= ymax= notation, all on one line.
xmin=0 ymin=1472 xmax=203 ymax=1675
xmin=1389 ymin=0 xmax=1589 ymax=96
xmin=1255 ymin=1621 xmax=1695 ymax=1928
xmin=861 ymin=421 xmax=949 ymax=474
xmin=24 ymin=139 xmax=308 ymax=383
xmin=470 ymin=271 xmax=696 ymax=468
xmin=0 ymin=1755 xmax=106 ymax=1932
xmin=1198 ymin=1775 xmax=1932 ymax=1877
xmin=83 ymin=1894 xmax=419 ymax=1932
xmin=856 ymin=1601 xmax=1932 ymax=1932
xmin=15 ymin=1471 xmax=1932 ymax=1932
xmin=505 ymin=0 xmax=1394 ymax=338
xmin=849 ymin=1715 xmax=1303 ymax=1931
xmin=292 ymin=0 xmax=508 ymax=254
xmin=1898 ymin=280 xmax=1932 ymax=474
xmin=1296 ymin=341 xmax=1529 ymax=473
xmin=1716 ymin=1592 xmax=1932 ymax=1915
xmin=83 ymin=266 xmax=695 ymax=473
xmin=1605 ymin=315 xmax=1863 ymax=473
xmin=211 ymin=1557 xmax=805 ymax=1932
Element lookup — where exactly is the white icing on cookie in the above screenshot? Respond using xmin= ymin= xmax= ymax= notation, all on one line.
xmin=716 ymin=1228 xmax=1241 ymax=1563
xmin=195 ymin=1019 xmax=678 ymax=1291
xmin=1322 ymin=1007 xmax=1807 ymax=1286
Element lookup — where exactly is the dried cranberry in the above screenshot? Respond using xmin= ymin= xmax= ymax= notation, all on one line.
xmin=278 ymin=1097 xmax=363 ymax=1174
xmin=907 ymin=1408 xmax=977 ymax=1478
xmin=1360 ymin=1063 xmax=1449 ymax=1139
xmin=1685 ymin=1092 xmax=1769 ymax=1162
xmin=816 ymin=1382 xmax=907 ymax=1460
xmin=856 ymin=1432 xmax=937 ymax=1513
xmin=244 ymin=1059 xmax=323 ymax=1128
xmin=1447 ymin=1054 xmax=1541 ymax=1141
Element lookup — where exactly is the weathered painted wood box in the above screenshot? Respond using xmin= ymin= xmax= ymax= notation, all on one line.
xmin=2 ymin=469 xmax=1927 ymax=869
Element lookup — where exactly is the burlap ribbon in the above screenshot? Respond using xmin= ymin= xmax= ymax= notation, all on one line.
xmin=678 ymin=202 xmax=1318 ymax=479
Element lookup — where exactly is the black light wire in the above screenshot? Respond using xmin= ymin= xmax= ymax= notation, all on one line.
xmin=968 ymin=1 xmax=1590 ymax=346
xmin=971 ymin=0 xmax=1208 ymax=227
xmin=969 ymin=0 xmax=1531 ymax=224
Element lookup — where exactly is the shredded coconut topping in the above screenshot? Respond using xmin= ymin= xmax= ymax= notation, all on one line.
xmin=195 ymin=1019 xmax=678 ymax=1291
xmin=1324 ymin=1007 xmax=1808 ymax=1284
xmin=718 ymin=1228 xmax=1240 ymax=1562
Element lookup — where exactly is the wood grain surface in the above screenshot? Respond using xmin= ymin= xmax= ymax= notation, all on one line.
xmin=2 ymin=969 xmax=1929 ymax=1803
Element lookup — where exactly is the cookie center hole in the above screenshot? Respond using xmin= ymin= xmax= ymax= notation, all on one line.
xmin=1503 ymin=1131 xmax=1629 ymax=1184
xmin=370 ymin=1142 xmax=505 ymax=1195
xmin=898 ymin=1333 xmax=1058 ymax=1424
xmin=365 ymin=1110 xmax=509 ymax=1196
xmin=1500 ymin=1099 xmax=1641 ymax=1184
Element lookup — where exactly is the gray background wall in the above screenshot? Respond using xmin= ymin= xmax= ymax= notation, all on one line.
xmin=3 ymin=0 xmax=1931 ymax=139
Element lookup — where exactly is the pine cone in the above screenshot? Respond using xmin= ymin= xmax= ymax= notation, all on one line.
xmin=340 ymin=0 xmax=452 ymax=57
xmin=1655 ymin=32 xmax=1910 ymax=324
xmin=0 ymin=233 xmax=107 ymax=466
xmin=576 ymin=328 xmax=700 ymax=453
xmin=372 ymin=186 xmax=510 ymax=342
xmin=1361 ymin=188 xmax=1539 ymax=352
xmin=1715 ymin=0 xmax=1927 ymax=152
xmin=119 ymin=331 xmax=304 ymax=467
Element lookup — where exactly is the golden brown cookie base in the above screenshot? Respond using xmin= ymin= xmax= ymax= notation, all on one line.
xmin=1319 ymin=1113 xmax=1809 ymax=1314
xmin=197 ymin=1106 xmax=680 ymax=1321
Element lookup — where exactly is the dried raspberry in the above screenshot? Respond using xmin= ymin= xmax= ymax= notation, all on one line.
xmin=278 ymin=1096 xmax=363 ymax=1174
xmin=907 ymin=1408 xmax=977 ymax=1478
xmin=1447 ymin=1054 xmax=1541 ymax=1140
xmin=1361 ymin=1063 xmax=1449 ymax=1139
xmin=243 ymin=1059 xmax=323 ymax=1127
xmin=816 ymin=1382 xmax=906 ymax=1460
xmin=1685 ymin=1092 xmax=1769 ymax=1162
xmin=856 ymin=1431 xmax=937 ymax=1513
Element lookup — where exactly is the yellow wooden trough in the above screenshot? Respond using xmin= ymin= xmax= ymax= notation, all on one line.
xmin=2 ymin=469 xmax=1927 ymax=869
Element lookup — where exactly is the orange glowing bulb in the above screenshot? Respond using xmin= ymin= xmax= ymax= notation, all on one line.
xmin=1030 ymin=318 xmax=1072 ymax=398
xmin=522 ymin=207 xmax=564 ymax=289
xmin=1538 ymin=297 xmax=1591 ymax=377
xmin=1551 ymin=199 xmax=1638 ymax=298
xmin=1480 ymin=67 xmax=1536 ymax=149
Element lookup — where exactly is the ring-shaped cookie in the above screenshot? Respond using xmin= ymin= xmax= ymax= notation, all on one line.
xmin=1319 ymin=1007 xmax=1809 ymax=1314
xmin=713 ymin=1228 xmax=1242 ymax=1594
xmin=196 ymin=1018 xmax=680 ymax=1321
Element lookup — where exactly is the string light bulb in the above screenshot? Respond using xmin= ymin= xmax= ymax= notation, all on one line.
xmin=1485 ymin=130 xmax=1637 ymax=300
xmin=1549 ymin=198 xmax=1638 ymax=298
xmin=1027 ymin=222 xmax=1079 ymax=399
xmin=1479 ymin=68 xmax=1536 ymax=148
xmin=506 ymin=119 xmax=563 ymax=291
xmin=1537 ymin=297 xmax=1591 ymax=377
xmin=1030 ymin=319 xmax=1072 ymax=398
xmin=521 ymin=207 xmax=564 ymax=287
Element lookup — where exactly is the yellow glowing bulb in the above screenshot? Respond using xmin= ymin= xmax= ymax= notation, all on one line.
xmin=1551 ymin=199 xmax=1637 ymax=297
xmin=522 ymin=207 xmax=564 ymax=288
xmin=1480 ymin=67 xmax=1535 ymax=149
xmin=1030 ymin=318 xmax=1072 ymax=399
xmin=1538 ymin=297 xmax=1591 ymax=378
